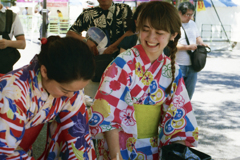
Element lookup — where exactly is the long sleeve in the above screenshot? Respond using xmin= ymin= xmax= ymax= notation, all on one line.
xmin=40 ymin=91 xmax=96 ymax=160
xmin=0 ymin=76 xmax=34 ymax=160
xmin=159 ymin=69 xmax=198 ymax=147
xmin=89 ymin=56 xmax=136 ymax=136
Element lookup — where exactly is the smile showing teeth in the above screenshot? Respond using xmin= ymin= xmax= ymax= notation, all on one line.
xmin=147 ymin=42 xmax=158 ymax=46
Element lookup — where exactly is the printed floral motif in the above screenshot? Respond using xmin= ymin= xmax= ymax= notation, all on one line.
xmin=0 ymin=57 xmax=93 ymax=159
xmin=172 ymin=82 xmax=177 ymax=93
xmin=71 ymin=142 xmax=85 ymax=160
xmin=162 ymin=64 xmax=172 ymax=78
xmin=141 ymin=71 xmax=153 ymax=86
xmin=89 ymin=112 xmax=104 ymax=127
xmin=109 ymin=80 xmax=121 ymax=91
xmin=89 ymin=44 xmax=198 ymax=159
xmin=122 ymin=49 xmax=132 ymax=57
xmin=126 ymin=137 xmax=136 ymax=152
xmin=105 ymin=63 xmax=118 ymax=78
xmin=193 ymin=127 xmax=198 ymax=141
xmin=92 ymin=99 xmax=111 ymax=118
xmin=131 ymin=48 xmax=140 ymax=57
xmin=97 ymin=139 xmax=105 ymax=155
xmin=72 ymin=3 xmax=131 ymax=46
xmin=173 ymin=95 xmax=185 ymax=108
xmin=164 ymin=106 xmax=186 ymax=135
xmin=144 ymin=80 xmax=164 ymax=105
xmin=150 ymin=136 xmax=158 ymax=147
xmin=119 ymin=108 xmax=136 ymax=126
xmin=136 ymin=152 xmax=146 ymax=160
xmin=135 ymin=62 xmax=143 ymax=78
xmin=101 ymin=125 xmax=113 ymax=131
xmin=68 ymin=112 xmax=89 ymax=149
xmin=124 ymin=91 xmax=133 ymax=106
xmin=0 ymin=76 xmax=21 ymax=101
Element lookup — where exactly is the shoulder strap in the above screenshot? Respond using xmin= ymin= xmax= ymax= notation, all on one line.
xmin=5 ymin=9 xmax=13 ymax=34
xmin=182 ymin=26 xmax=190 ymax=45
xmin=182 ymin=26 xmax=192 ymax=55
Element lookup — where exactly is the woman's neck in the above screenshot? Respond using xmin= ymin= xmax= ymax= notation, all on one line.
xmin=147 ymin=51 xmax=163 ymax=64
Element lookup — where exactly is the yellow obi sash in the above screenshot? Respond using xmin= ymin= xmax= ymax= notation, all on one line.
xmin=133 ymin=104 xmax=161 ymax=139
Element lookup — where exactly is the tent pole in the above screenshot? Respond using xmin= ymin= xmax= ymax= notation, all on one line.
xmin=41 ymin=0 xmax=47 ymax=38
xmin=193 ymin=0 xmax=197 ymax=22
xmin=210 ymin=0 xmax=230 ymax=43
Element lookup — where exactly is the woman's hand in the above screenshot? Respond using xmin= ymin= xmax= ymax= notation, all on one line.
xmin=103 ymin=44 xmax=118 ymax=55
xmin=0 ymin=39 xmax=9 ymax=49
xmin=104 ymin=129 xmax=122 ymax=160
xmin=187 ymin=44 xmax=197 ymax=51
xmin=111 ymin=153 xmax=123 ymax=160
xmin=86 ymin=39 xmax=98 ymax=56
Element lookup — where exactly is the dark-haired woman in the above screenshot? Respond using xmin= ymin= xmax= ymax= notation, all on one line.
xmin=0 ymin=36 xmax=96 ymax=159
xmin=89 ymin=2 xmax=198 ymax=160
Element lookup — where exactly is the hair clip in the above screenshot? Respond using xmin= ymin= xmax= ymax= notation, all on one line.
xmin=41 ymin=38 xmax=48 ymax=44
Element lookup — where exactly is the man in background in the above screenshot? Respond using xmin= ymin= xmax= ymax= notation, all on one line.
xmin=67 ymin=0 xmax=133 ymax=85
xmin=22 ymin=7 xmax=28 ymax=15
xmin=176 ymin=2 xmax=209 ymax=100
xmin=67 ymin=0 xmax=133 ymax=56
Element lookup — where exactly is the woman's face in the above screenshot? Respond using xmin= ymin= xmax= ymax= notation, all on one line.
xmin=41 ymin=65 xmax=90 ymax=98
xmin=139 ymin=21 xmax=174 ymax=60
xmin=43 ymin=79 xmax=90 ymax=98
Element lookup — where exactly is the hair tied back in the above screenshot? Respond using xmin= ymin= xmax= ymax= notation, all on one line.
xmin=41 ymin=38 xmax=48 ymax=44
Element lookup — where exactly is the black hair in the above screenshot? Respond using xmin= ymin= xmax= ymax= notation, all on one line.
xmin=126 ymin=2 xmax=147 ymax=33
xmin=38 ymin=36 xmax=95 ymax=83
xmin=178 ymin=2 xmax=195 ymax=15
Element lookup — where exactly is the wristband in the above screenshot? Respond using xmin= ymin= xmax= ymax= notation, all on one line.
xmin=83 ymin=37 xmax=88 ymax=43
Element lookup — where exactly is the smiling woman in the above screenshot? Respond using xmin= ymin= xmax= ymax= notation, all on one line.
xmin=0 ymin=36 xmax=96 ymax=160
xmin=89 ymin=1 xmax=198 ymax=160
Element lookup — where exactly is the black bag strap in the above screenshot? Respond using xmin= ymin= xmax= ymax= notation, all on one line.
xmin=5 ymin=9 xmax=13 ymax=34
xmin=182 ymin=26 xmax=193 ymax=55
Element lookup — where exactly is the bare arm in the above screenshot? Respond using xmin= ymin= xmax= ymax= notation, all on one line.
xmin=66 ymin=30 xmax=85 ymax=41
xmin=196 ymin=37 xmax=210 ymax=47
xmin=67 ymin=30 xmax=98 ymax=55
xmin=176 ymin=43 xmax=197 ymax=51
xmin=0 ymin=35 xmax=26 ymax=49
xmin=120 ymin=48 xmax=126 ymax=54
xmin=105 ymin=129 xmax=123 ymax=160
xmin=103 ymin=30 xmax=134 ymax=55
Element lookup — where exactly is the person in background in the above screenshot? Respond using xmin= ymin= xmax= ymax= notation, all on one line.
xmin=176 ymin=2 xmax=209 ymax=100
xmin=22 ymin=7 xmax=28 ymax=15
xmin=67 ymin=0 xmax=133 ymax=95
xmin=0 ymin=2 xmax=26 ymax=74
xmin=118 ymin=2 xmax=147 ymax=53
xmin=0 ymin=36 xmax=96 ymax=160
xmin=57 ymin=9 xmax=63 ymax=19
xmin=10 ymin=2 xmax=20 ymax=14
xmin=67 ymin=0 xmax=133 ymax=56
xmin=89 ymin=1 xmax=198 ymax=160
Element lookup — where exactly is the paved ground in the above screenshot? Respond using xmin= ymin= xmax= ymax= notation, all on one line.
xmin=14 ymin=39 xmax=240 ymax=160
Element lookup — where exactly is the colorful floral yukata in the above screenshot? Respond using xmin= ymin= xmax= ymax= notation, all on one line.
xmin=0 ymin=56 xmax=95 ymax=160
xmin=89 ymin=45 xmax=198 ymax=160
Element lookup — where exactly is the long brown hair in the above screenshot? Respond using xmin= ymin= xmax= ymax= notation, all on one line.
xmin=137 ymin=1 xmax=182 ymax=95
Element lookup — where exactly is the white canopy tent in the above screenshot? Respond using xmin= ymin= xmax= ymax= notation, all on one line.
xmin=195 ymin=0 xmax=240 ymax=50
